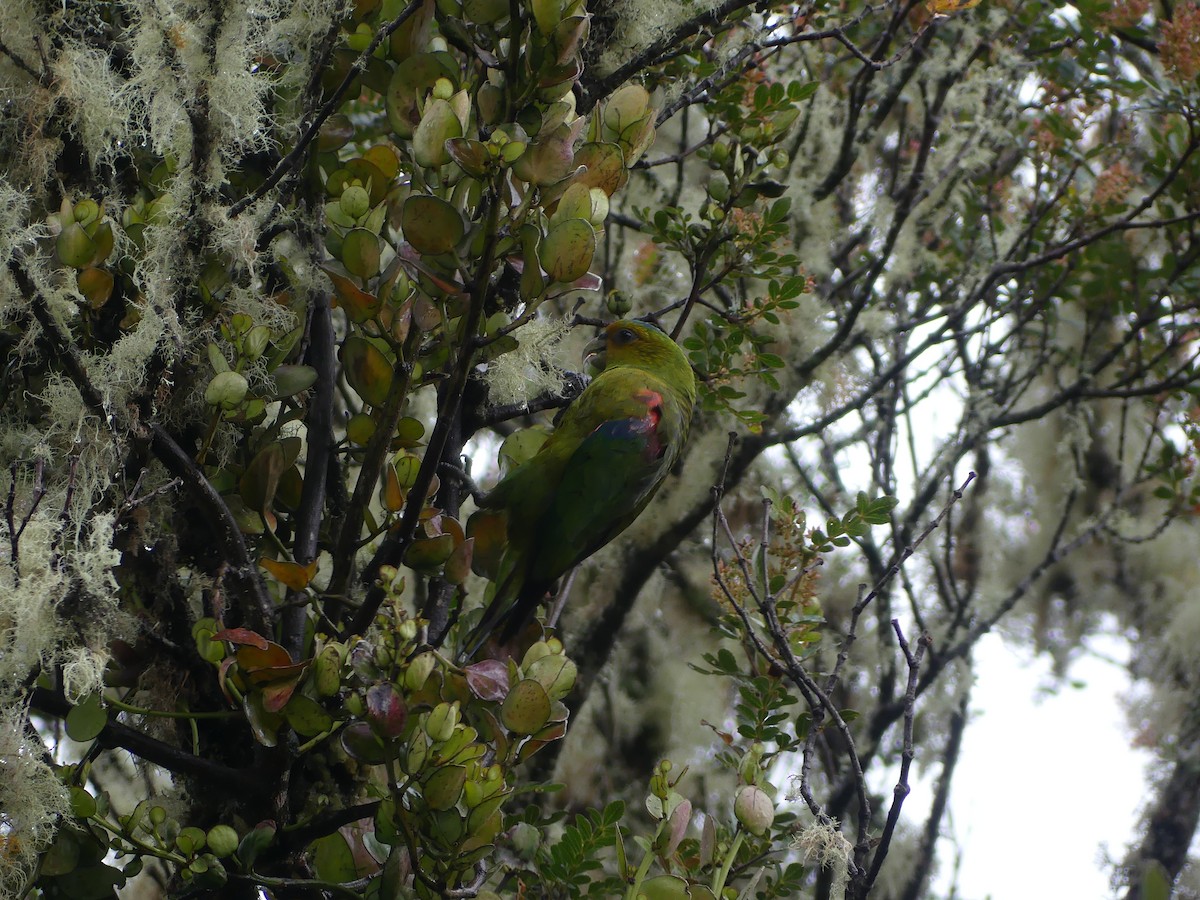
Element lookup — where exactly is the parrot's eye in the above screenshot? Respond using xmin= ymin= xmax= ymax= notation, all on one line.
xmin=613 ymin=327 xmax=637 ymax=345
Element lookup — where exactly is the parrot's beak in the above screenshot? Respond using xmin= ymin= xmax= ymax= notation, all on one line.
xmin=583 ymin=333 xmax=607 ymax=375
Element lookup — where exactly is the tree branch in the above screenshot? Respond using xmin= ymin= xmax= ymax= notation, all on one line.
xmin=31 ymin=687 xmax=265 ymax=796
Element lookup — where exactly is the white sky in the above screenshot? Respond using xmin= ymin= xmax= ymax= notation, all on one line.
xmin=934 ymin=632 xmax=1149 ymax=899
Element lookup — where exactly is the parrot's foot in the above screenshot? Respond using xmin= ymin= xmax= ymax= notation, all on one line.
xmin=439 ymin=459 xmax=484 ymax=503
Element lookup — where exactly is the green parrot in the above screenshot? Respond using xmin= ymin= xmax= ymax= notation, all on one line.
xmin=461 ymin=319 xmax=698 ymax=658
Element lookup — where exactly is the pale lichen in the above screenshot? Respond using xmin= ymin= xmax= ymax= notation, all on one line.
xmin=482 ymin=316 xmax=574 ymax=407
xmin=0 ymin=708 xmax=70 ymax=899
xmin=791 ymin=818 xmax=853 ymax=900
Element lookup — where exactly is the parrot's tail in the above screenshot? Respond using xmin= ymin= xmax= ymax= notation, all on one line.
xmin=457 ymin=575 xmax=551 ymax=662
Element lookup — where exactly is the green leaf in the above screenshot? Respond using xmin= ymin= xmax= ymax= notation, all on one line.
xmin=69 ymin=786 xmax=98 ymax=819
xmin=541 ymin=218 xmax=596 ymax=283
xmin=341 ymin=228 xmax=381 ymax=279
xmin=311 ymin=832 xmax=358 ymax=883
xmin=340 ymin=336 xmax=394 ymax=408
xmin=501 ymin=678 xmax=552 ymax=735
xmin=283 ymin=694 xmax=334 ymax=737
xmin=1140 ymin=860 xmax=1170 ymax=900
xmin=402 ymin=194 xmax=465 ymax=256
xmin=267 ymin=365 xmax=318 ymax=399
xmin=66 ymin=693 xmax=107 ymax=742
xmin=424 ymin=764 xmax=468 ymax=811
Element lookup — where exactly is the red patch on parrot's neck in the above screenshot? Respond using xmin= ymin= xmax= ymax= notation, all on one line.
xmin=635 ymin=389 xmax=666 ymax=458
xmin=635 ymin=388 xmax=663 ymax=415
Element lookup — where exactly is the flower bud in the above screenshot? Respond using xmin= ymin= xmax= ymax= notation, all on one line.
xmin=734 ymin=785 xmax=775 ymax=836
xmin=413 ymin=99 xmax=462 ymax=168
xmin=511 ymin=822 xmax=541 ymax=859
xmin=206 ymin=825 xmax=239 ymax=858
xmin=340 ymin=184 xmax=371 ymax=220
xmin=404 ymin=652 xmax=436 ymax=692
xmin=606 ymin=290 xmax=632 ymax=316
xmin=425 ymin=701 xmax=459 ymax=743
xmin=204 ymin=371 xmax=249 ymax=409
xmin=738 ymin=742 xmax=765 ymax=785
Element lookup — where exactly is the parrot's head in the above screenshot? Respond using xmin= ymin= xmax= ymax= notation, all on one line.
xmin=584 ymin=319 xmax=697 ymax=402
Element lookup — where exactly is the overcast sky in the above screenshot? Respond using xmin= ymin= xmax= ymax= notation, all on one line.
xmin=935 ymin=631 xmax=1147 ymax=899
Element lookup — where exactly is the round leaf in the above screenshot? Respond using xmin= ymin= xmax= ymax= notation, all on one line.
xmin=311 ymin=832 xmax=357 ymax=883
xmin=69 ymin=785 xmax=97 ymax=819
xmin=365 ymin=682 xmax=408 ymax=739
xmin=77 ymin=267 xmax=114 ymax=309
xmin=341 ymin=228 xmax=381 ymax=279
xmin=268 ymin=365 xmax=318 ymax=399
xmin=204 ymin=371 xmax=249 ymax=409
xmin=283 ymin=694 xmax=334 ymax=737
xmin=394 ymin=415 xmax=425 ymax=448
xmin=340 ymin=722 xmax=392 ymax=764
xmin=464 ymin=659 xmax=510 ymax=702
xmin=541 ymin=218 xmax=595 ymax=283
xmin=57 ymin=222 xmax=96 ymax=269
xmin=424 ymin=765 xmax=467 ymax=811
xmin=340 ymin=336 xmax=394 ymax=408
xmin=65 ymin=693 xmax=107 ymax=742
xmin=402 ymin=195 xmax=465 ymax=256
xmin=403 ymin=533 xmax=456 ymax=572
xmin=500 ymin=678 xmax=551 ymax=735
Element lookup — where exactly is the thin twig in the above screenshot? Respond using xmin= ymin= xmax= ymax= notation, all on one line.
xmin=826 ymin=471 xmax=976 ymax=693
xmin=347 ymin=191 xmax=502 ymax=637
xmin=863 ymin=621 xmax=930 ymax=891
xmin=227 ymin=0 xmax=424 ymax=218
xmin=30 ymin=687 xmax=265 ymax=795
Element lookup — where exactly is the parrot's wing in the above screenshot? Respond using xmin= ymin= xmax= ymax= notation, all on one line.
xmin=527 ymin=395 xmax=671 ymax=585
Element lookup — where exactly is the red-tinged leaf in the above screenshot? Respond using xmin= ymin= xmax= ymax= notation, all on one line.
xmin=244 ymin=660 xmax=309 ymax=688
xmin=260 ymin=672 xmax=305 ymax=713
xmin=438 ymin=515 xmax=465 ymax=543
xmin=395 ymin=243 xmax=469 ymax=297
xmin=77 ymin=266 xmax=114 ymax=309
xmin=403 ymin=533 xmax=455 ymax=572
xmin=365 ymin=682 xmax=407 ymax=739
xmin=218 ymin=656 xmax=239 ymax=705
xmin=341 ymin=722 xmax=392 ymax=764
xmin=545 ymin=270 xmax=603 ymax=300
xmin=465 ymin=659 xmax=510 ymax=702
xmin=322 ymin=264 xmax=382 ymax=323
xmin=213 ymin=628 xmax=270 ymax=650
xmin=240 ymin=442 xmax=287 ymax=514
xmin=475 ymin=707 xmax=510 ymax=758
xmin=363 ymin=144 xmax=400 ymax=181
xmin=260 ymin=557 xmax=319 ymax=590
xmin=340 ymin=336 xmax=394 ymax=408
xmin=382 ymin=462 xmax=405 ymax=512
xmin=571 ymin=142 xmax=628 ymax=196
xmin=666 ymin=799 xmax=692 ymax=856
xmin=444 ymin=536 xmax=474 ymax=584
xmin=243 ymin=692 xmax=282 ymax=747
xmin=236 ymin=641 xmax=294 ymax=673
xmin=466 ymin=509 xmax=506 ymax=579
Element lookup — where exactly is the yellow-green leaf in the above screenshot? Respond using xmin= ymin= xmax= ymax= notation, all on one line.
xmin=541 ymin=218 xmax=595 ymax=283
xmin=340 ymin=336 xmax=394 ymax=408
xmin=259 ymin=557 xmax=318 ymax=590
xmin=402 ymin=195 xmax=465 ymax=256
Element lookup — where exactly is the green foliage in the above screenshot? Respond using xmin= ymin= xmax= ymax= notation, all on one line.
xmin=7 ymin=0 xmax=1200 ymax=895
